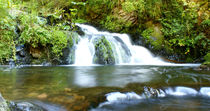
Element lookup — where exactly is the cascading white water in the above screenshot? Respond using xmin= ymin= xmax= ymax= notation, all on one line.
xmin=102 ymin=87 xmax=210 ymax=102
xmin=74 ymin=37 xmax=95 ymax=66
xmin=91 ymin=86 xmax=210 ymax=111
xmin=74 ymin=24 xmax=137 ymax=65
xmin=74 ymin=24 xmax=198 ymax=66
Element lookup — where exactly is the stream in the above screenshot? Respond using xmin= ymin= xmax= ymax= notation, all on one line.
xmin=0 ymin=24 xmax=210 ymax=111
xmin=0 ymin=65 xmax=209 ymax=110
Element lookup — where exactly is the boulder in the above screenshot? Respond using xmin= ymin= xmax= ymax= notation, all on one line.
xmin=0 ymin=93 xmax=10 ymax=111
xmin=93 ymin=36 xmax=115 ymax=64
xmin=9 ymin=101 xmax=45 ymax=111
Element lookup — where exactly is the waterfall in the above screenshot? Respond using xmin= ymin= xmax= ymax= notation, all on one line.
xmin=74 ymin=37 xmax=95 ymax=66
xmin=73 ymin=24 xmax=169 ymax=65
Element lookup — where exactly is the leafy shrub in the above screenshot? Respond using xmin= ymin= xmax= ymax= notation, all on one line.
xmin=101 ymin=15 xmax=132 ymax=32
xmin=0 ymin=0 xmax=76 ymax=63
xmin=0 ymin=17 xmax=16 ymax=63
xmin=122 ymin=1 xmax=137 ymax=13
xmin=204 ymin=53 xmax=210 ymax=62
xmin=19 ymin=13 xmax=70 ymax=57
xmin=0 ymin=0 xmax=16 ymax=63
xmin=160 ymin=0 xmax=209 ymax=57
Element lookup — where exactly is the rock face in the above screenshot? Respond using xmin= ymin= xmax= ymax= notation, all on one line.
xmin=15 ymin=45 xmax=33 ymax=65
xmin=93 ymin=36 xmax=115 ymax=64
xmin=0 ymin=93 xmax=10 ymax=111
xmin=10 ymin=101 xmax=45 ymax=111
xmin=0 ymin=93 xmax=45 ymax=111
xmin=197 ymin=64 xmax=210 ymax=71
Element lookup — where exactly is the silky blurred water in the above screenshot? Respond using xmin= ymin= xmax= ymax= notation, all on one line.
xmin=0 ymin=65 xmax=209 ymax=110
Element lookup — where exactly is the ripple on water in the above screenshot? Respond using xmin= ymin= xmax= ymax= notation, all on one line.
xmin=91 ymin=86 xmax=210 ymax=111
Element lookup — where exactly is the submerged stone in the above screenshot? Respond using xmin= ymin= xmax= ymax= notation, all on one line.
xmin=1 ymin=93 xmax=46 ymax=111
xmin=10 ymin=101 xmax=45 ymax=111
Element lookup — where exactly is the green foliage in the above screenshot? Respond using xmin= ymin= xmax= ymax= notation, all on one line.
xmin=18 ymin=13 xmax=70 ymax=57
xmin=0 ymin=0 xmax=81 ymax=64
xmin=101 ymin=15 xmax=132 ymax=32
xmin=201 ymin=19 xmax=210 ymax=32
xmin=15 ymin=0 xmax=80 ymax=25
xmin=74 ymin=18 xmax=87 ymax=23
xmin=50 ymin=29 xmax=68 ymax=56
xmin=77 ymin=0 xmax=209 ymax=62
xmin=0 ymin=17 xmax=16 ymax=63
xmin=87 ymin=0 xmax=117 ymax=10
xmin=203 ymin=53 xmax=210 ymax=65
xmin=0 ymin=1 xmax=8 ymax=18
xmin=160 ymin=0 xmax=209 ymax=56
xmin=19 ymin=0 xmax=72 ymax=14
xmin=0 ymin=0 xmax=16 ymax=63
xmin=0 ymin=0 xmax=79 ymax=63
xmin=77 ymin=0 xmax=117 ymax=24
xmin=201 ymin=19 xmax=210 ymax=27
xmin=141 ymin=28 xmax=153 ymax=41
xmin=141 ymin=27 xmax=163 ymax=50
xmin=121 ymin=0 xmax=162 ymax=19
xmin=19 ymin=14 xmax=48 ymax=47
xmin=0 ymin=0 xmax=209 ymax=63
xmin=122 ymin=1 xmax=137 ymax=13
xmin=204 ymin=53 xmax=210 ymax=62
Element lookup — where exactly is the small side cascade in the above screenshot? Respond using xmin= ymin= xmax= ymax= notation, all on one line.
xmin=200 ymin=87 xmax=210 ymax=96
xmin=73 ymin=24 xmax=169 ymax=65
xmin=165 ymin=86 xmax=198 ymax=96
xmin=92 ymin=86 xmax=210 ymax=110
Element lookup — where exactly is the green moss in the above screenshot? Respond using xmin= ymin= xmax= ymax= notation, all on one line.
xmin=93 ymin=36 xmax=115 ymax=64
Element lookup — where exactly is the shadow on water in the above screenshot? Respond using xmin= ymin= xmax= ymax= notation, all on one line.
xmin=0 ymin=65 xmax=209 ymax=110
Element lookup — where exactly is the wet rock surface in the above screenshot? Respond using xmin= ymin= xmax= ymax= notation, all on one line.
xmin=9 ymin=101 xmax=45 ymax=111
xmin=93 ymin=36 xmax=115 ymax=65
xmin=1 ymin=93 xmax=48 ymax=111
xmin=0 ymin=93 xmax=10 ymax=111
xmin=197 ymin=64 xmax=210 ymax=71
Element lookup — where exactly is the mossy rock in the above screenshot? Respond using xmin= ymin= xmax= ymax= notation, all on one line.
xmin=199 ymin=64 xmax=210 ymax=71
xmin=93 ymin=36 xmax=115 ymax=64
xmin=199 ymin=53 xmax=210 ymax=70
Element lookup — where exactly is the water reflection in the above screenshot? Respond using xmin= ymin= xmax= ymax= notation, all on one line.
xmin=0 ymin=65 xmax=209 ymax=100
xmin=74 ymin=67 xmax=97 ymax=87
xmin=71 ymin=66 xmax=158 ymax=87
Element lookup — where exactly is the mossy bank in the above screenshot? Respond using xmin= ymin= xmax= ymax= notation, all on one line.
xmin=0 ymin=0 xmax=78 ymax=65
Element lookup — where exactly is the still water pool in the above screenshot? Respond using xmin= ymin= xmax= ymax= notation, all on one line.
xmin=0 ymin=65 xmax=209 ymax=111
